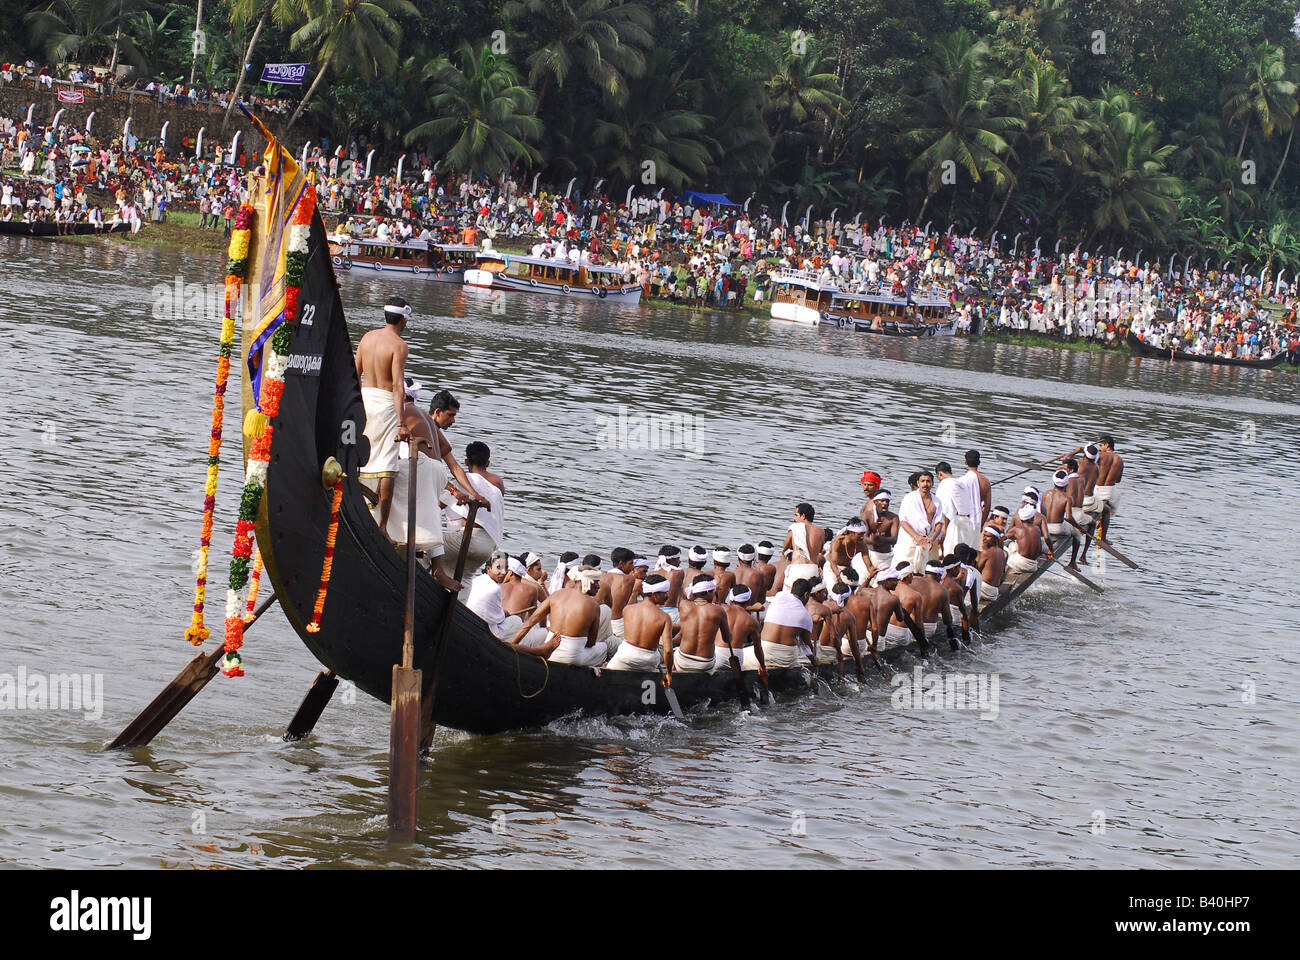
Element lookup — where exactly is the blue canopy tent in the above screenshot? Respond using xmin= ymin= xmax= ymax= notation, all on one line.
xmin=677 ymin=190 xmax=740 ymax=208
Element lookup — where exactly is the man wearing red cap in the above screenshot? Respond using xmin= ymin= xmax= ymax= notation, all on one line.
xmin=858 ymin=470 xmax=883 ymax=528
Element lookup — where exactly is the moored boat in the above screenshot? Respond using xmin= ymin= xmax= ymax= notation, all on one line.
xmin=824 ymin=288 xmax=956 ymax=337
xmin=0 ymin=219 xmax=131 ymax=237
xmin=768 ymin=271 xmax=834 ymax=325
xmin=463 ymin=251 xmax=641 ymax=302
xmin=1125 ymin=330 xmax=1284 ymax=369
xmin=327 ymin=234 xmax=477 ymax=282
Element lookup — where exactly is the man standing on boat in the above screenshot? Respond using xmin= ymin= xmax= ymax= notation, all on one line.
xmin=356 ymin=297 xmax=412 ymax=534
xmin=935 ymin=460 xmax=980 ymax=553
xmin=1094 ymin=435 xmax=1124 ymax=540
xmin=894 ymin=471 xmax=945 ymax=572
xmin=964 ymin=450 xmax=992 ymax=530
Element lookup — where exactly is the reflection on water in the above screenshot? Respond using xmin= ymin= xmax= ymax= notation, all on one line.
xmin=1 ymin=235 xmax=1298 ymax=868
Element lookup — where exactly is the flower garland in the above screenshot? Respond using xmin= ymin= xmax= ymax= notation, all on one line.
xmin=244 ymin=545 xmax=263 ymax=622
xmin=221 ymin=182 xmax=317 ymax=678
xmin=184 ymin=203 xmax=254 ymax=646
xmin=305 ymin=477 xmax=344 ymax=634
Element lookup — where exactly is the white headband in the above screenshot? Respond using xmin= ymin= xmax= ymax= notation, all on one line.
xmin=982 ymin=525 xmax=1003 ymax=538
xmin=642 ymin=578 xmax=670 ymax=595
xmin=1085 ymin=444 xmax=1100 ymax=461
xmin=843 ymin=520 xmax=867 ymax=533
xmin=1053 ymin=470 xmax=1069 ymax=488
xmin=524 ymin=552 xmax=541 ymax=567
xmin=688 ymin=547 xmax=709 ymax=563
xmin=873 ymin=491 xmax=891 ymax=502
xmin=755 ymin=544 xmax=774 ymax=557
xmin=925 ymin=563 xmax=946 ymax=575
xmin=872 ymin=568 xmax=900 ymax=585
xmin=384 ymin=303 xmax=412 ymax=317
xmin=1018 ymin=505 xmax=1037 ymax=520
xmin=728 ymin=585 xmax=752 ymax=603
xmin=632 ymin=557 xmax=650 ymax=569
xmin=569 ymin=567 xmax=601 ymax=586
xmin=688 ymin=578 xmax=717 ymax=597
xmin=712 ymin=550 xmax=732 ymax=564
xmin=507 ymin=557 xmax=527 ymax=578
xmin=736 ymin=548 xmax=756 ymax=561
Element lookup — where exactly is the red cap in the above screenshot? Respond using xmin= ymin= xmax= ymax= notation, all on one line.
xmin=860 ymin=470 xmax=881 ymax=485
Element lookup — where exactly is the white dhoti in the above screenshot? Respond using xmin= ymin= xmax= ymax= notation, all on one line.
xmin=611 ymin=617 xmax=626 ymax=645
xmin=867 ymin=550 xmax=893 ymax=570
xmin=674 ymin=649 xmax=715 ymax=672
xmin=822 ymin=560 xmax=848 ymax=586
xmin=950 ymin=604 xmax=964 ymax=628
xmin=605 ymin=641 xmax=661 ymax=672
xmin=548 ymin=633 xmax=607 ymax=667
xmin=1004 ymin=542 xmax=1038 ymax=579
xmin=515 ymin=624 xmax=550 ymax=649
xmin=1094 ymin=484 xmax=1120 ymax=516
xmin=924 ymin=619 xmax=941 ymax=641
xmin=440 ymin=522 xmax=496 ymax=582
xmin=1082 ymin=492 xmax=1100 ymax=517
xmin=360 ymin=387 xmax=401 ymax=481
xmin=597 ymin=604 xmax=614 ymax=647
xmin=891 ymin=527 xmax=933 ymax=574
xmin=712 ymin=646 xmax=744 ymax=673
xmin=943 ymin=515 xmax=978 ymax=554
xmin=979 ymin=581 xmax=1000 ymax=604
xmin=878 ymin=622 xmax=911 ymax=650
xmin=1071 ymin=507 xmax=1091 ymax=530
xmin=839 ymin=634 xmax=862 ymax=657
xmin=742 ymin=640 xmax=801 ymax=670
xmin=783 ymin=563 xmax=819 ymax=590
xmin=817 ymin=644 xmax=839 ymax=662
xmin=378 ymin=451 xmax=446 ymax=550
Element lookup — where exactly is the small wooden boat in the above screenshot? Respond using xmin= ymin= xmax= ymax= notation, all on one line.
xmin=823 ymin=288 xmax=955 ymax=337
xmin=769 ymin=272 xmax=834 ymax=325
xmin=0 ymin=219 xmax=131 ymax=237
xmin=326 ymin=234 xmax=477 ymax=282
xmin=1126 ymin=330 xmax=1284 ymax=369
xmin=463 ymin=252 xmax=641 ymax=302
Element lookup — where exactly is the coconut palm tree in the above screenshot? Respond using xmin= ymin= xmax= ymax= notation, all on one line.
xmin=1087 ymin=107 xmax=1182 ymax=242
xmin=502 ymin=0 xmax=654 ymax=109
xmin=405 ymin=43 xmax=542 ymax=177
xmin=24 ymin=0 xmax=155 ymax=73
xmin=1222 ymin=40 xmax=1297 ymax=159
xmin=765 ymin=32 xmax=848 ymax=153
xmin=287 ymin=0 xmax=417 ymax=131
xmin=904 ymin=29 xmax=1022 ymax=222
xmin=222 ymin=0 xmax=308 ymax=130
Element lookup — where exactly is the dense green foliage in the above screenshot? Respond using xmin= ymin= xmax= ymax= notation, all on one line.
xmin=7 ymin=0 xmax=1300 ymax=259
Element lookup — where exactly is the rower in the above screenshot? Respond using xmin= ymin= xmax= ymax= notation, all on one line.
xmin=781 ymin=502 xmax=825 ymax=587
xmin=605 ymin=574 xmax=674 ymax=674
xmin=685 ymin=545 xmax=710 ymax=580
xmin=953 ymin=545 xmax=985 ymax=631
xmin=754 ymin=541 xmax=779 ymax=594
xmin=501 ymin=555 xmax=545 ymax=619
xmin=509 ymin=567 xmax=606 ymax=666
xmin=655 ymin=546 xmax=687 ymax=624
xmin=915 ymin=562 xmax=963 ymax=650
xmin=733 ymin=544 xmax=769 ymax=612
xmin=676 ymin=575 xmax=731 ymax=673
xmin=975 ymin=526 xmax=1007 ymax=607
xmin=823 ymin=582 xmax=867 ymax=680
xmin=715 ymin=584 xmax=760 ymax=674
xmin=595 ymin=547 xmax=640 ymax=651
xmin=891 ymin=563 xmax=931 ymax=654
xmin=1075 ymin=444 xmax=1103 ymax=551
xmin=988 ymin=504 xmax=1011 ymax=535
xmin=824 ymin=519 xmax=866 ymax=586
xmin=940 ymin=553 xmax=979 ymax=637
xmin=524 ymin=552 xmax=549 ymax=597
xmin=1063 ymin=458 xmax=1093 ymax=565
xmin=632 ymin=557 xmax=651 ymax=582
xmin=857 ymin=567 xmax=928 ymax=657
xmin=711 ymin=548 xmax=736 ymax=599
xmin=746 ymin=578 xmax=814 ymax=672
xmin=1094 ymin=434 xmax=1125 ymax=540
xmin=1004 ymin=503 xmax=1049 ymax=588
xmin=445 ymin=439 xmax=506 ymax=567
xmin=805 ymin=579 xmax=836 ymax=673
xmin=355 ymin=297 xmax=412 ymax=533
xmin=548 ymin=551 xmax=579 ymax=593
xmin=468 ymin=551 xmax=546 ymax=646
xmin=894 ymin=471 xmax=944 ymax=572
xmin=1042 ymin=468 xmax=1085 ymax=567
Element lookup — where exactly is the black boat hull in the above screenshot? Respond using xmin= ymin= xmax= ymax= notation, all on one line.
xmin=0 ymin=220 xmax=131 ymax=237
xmin=1126 ymin=330 xmax=1283 ymax=368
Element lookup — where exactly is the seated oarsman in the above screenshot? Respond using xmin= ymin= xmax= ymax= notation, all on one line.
xmin=987 ymin=505 xmax=1011 ymax=535
xmin=754 ymin=541 xmax=779 ymax=595
xmin=862 ymin=490 xmax=898 ymax=572
xmin=916 ymin=562 xmax=964 ymax=650
xmin=356 ymin=297 xmax=413 ymax=533
xmin=605 ymin=574 xmax=674 ymax=674
xmin=468 ymin=551 xmax=547 ymax=646
xmin=654 ymin=546 xmax=686 ymax=624
xmin=548 ymin=551 xmax=580 ymax=593
xmin=523 ymin=552 xmax=549 ymax=597
xmin=501 ymin=555 xmax=544 ymax=618
xmin=1003 ymin=506 xmax=1049 ymax=588
xmin=733 ymin=545 xmax=769 ymax=613
xmin=714 ymin=584 xmax=761 ymax=675
xmin=951 ymin=545 xmax=984 ymax=632
xmin=711 ymin=548 xmax=736 ymax=599
xmin=445 ymin=439 xmax=506 ymax=563
xmin=781 ymin=502 xmax=825 ymax=588
xmin=684 ymin=545 xmax=709 ymax=579
xmin=824 ymin=519 xmax=867 ymax=586
xmin=510 ymin=567 xmax=606 ymax=666
xmin=940 ymin=553 xmax=979 ymax=637
xmin=894 ymin=471 xmax=944 ymax=572
xmin=824 ymin=582 xmax=867 ymax=681
xmin=976 ymin=526 xmax=1007 ymax=607
xmin=595 ymin=547 xmax=640 ymax=650
xmin=1042 ymin=468 xmax=1086 ymax=567
xmin=744 ymin=578 xmax=815 ymax=671
xmin=632 ymin=557 xmax=651 ymax=582
xmin=1019 ymin=487 xmax=1054 ymax=546
xmin=891 ymin=563 xmax=932 ymax=651
xmin=846 ymin=568 xmax=925 ymax=663
xmin=676 ymin=575 xmax=731 ymax=673
xmin=805 ymin=579 xmax=836 ymax=671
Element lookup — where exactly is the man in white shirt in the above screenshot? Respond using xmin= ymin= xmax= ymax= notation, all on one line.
xmin=934 ymin=460 xmax=980 ymax=553
xmin=467 ymin=551 xmax=547 ymax=647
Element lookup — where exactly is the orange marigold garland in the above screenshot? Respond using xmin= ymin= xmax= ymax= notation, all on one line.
xmin=244 ymin=545 xmax=263 ymax=621
xmin=184 ymin=203 xmax=254 ymax=646
xmin=306 ymin=477 xmax=344 ymax=633
xmin=221 ymin=184 xmax=317 ymax=678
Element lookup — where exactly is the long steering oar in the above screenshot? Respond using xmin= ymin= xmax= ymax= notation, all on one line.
xmin=108 ymin=594 xmax=279 ymax=750
xmin=991 ymin=456 xmax=1062 ymax=487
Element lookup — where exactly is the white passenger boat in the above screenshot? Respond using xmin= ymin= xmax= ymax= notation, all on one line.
xmin=327 ymin=235 xmax=478 ymax=282
xmin=463 ymin=252 xmax=642 ymax=303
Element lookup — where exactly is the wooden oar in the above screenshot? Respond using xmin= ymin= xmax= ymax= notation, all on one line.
xmin=991 ymin=456 xmax=1061 ymax=486
xmin=417 ymin=501 xmax=479 ymax=753
xmin=388 ymin=438 xmax=426 ymax=842
xmin=662 ymin=672 xmax=686 ymax=720
xmin=108 ymin=594 xmax=279 ymax=749
xmin=1047 ymin=554 xmax=1103 ymax=593
xmin=1096 ymin=537 xmax=1139 ymax=569
xmin=727 ymin=648 xmax=751 ymax=710
xmin=283 ymin=670 xmax=339 ymax=741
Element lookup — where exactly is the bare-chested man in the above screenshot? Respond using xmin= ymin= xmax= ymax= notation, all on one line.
xmin=510 ymin=567 xmax=606 ymax=666
xmin=501 ymin=555 xmax=545 ymax=618
xmin=754 ymin=541 xmax=778 ymax=593
xmin=916 ymin=562 xmax=963 ymax=650
xmin=654 ymin=546 xmax=687 ymax=625
xmin=823 ymin=519 xmax=866 ymax=586
xmin=733 ymin=544 xmax=769 ymax=612
xmin=965 ymin=449 xmax=992 ymax=528
xmin=1004 ymin=504 xmax=1049 ymax=587
xmin=822 ymin=582 xmax=868 ymax=680
xmin=605 ymin=574 xmax=674 ymax=675
xmin=716 ymin=584 xmax=761 ymax=676
xmin=710 ymin=548 xmax=736 ymax=600
xmin=355 ymin=297 xmax=412 ymax=531
xmin=1042 ymin=469 xmax=1086 ymax=567
xmin=975 ymin=526 xmax=1007 ymax=606
xmin=851 ymin=567 xmax=928 ymax=657
xmin=781 ymin=502 xmax=825 ymax=587
xmin=595 ymin=547 xmax=641 ymax=648
xmin=940 ymin=554 xmax=979 ymax=636
xmin=1094 ymin=434 xmax=1124 ymax=540
xmin=805 ymin=580 xmax=836 ymax=672
xmin=676 ymin=574 xmax=732 ymax=673
xmin=862 ymin=490 xmax=899 ymax=571
xmin=858 ymin=469 xmax=883 ymax=528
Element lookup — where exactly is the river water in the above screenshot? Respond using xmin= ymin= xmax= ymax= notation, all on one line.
xmin=1 ymin=235 xmax=1298 ymax=868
